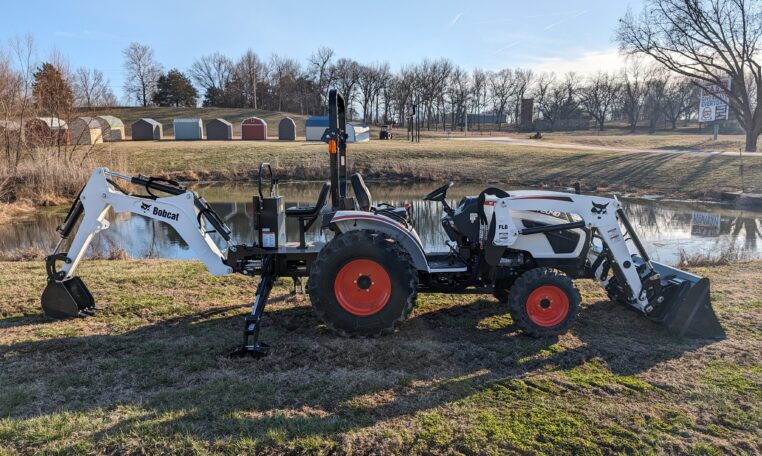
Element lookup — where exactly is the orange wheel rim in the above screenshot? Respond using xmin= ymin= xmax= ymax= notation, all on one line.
xmin=334 ymin=259 xmax=392 ymax=316
xmin=525 ymin=285 xmax=569 ymax=327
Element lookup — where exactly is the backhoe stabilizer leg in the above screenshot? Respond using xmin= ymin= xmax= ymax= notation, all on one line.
xmin=229 ymin=256 xmax=276 ymax=358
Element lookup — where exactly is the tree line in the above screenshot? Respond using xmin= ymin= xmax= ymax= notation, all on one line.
xmin=120 ymin=41 xmax=701 ymax=133
xmin=1 ymin=0 xmax=760 ymax=151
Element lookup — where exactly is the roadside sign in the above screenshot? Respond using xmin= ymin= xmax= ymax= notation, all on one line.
xmin=698 ymin=77 xmax=731 ymax=122
xmin=691 ymin=211 xmax=721 ymax=236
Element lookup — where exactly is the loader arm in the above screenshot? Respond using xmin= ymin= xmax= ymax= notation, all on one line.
xmin=488 ymin=190 xmax=724 ymax=338
xmin=42 ymin=167 xmax=234 ymax=318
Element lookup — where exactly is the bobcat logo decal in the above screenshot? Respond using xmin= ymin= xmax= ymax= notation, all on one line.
xmin=591 ymin=202 xmax=609 ymax=215
xmin=140 ymin=202 xmax=152 ymax=212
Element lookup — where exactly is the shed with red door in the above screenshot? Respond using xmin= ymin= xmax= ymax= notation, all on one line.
xmin=241 ymin=117 xmax=267 ymax=140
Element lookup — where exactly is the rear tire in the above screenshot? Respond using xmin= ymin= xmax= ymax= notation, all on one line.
xmin=507 ymin=267 xmax=580 ymax=337
xmin=308 ymin=230 xmax=418 ymax=336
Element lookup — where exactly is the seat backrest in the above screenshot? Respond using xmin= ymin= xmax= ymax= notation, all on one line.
xmin=350 ymin=173 xmax=372 ymax=211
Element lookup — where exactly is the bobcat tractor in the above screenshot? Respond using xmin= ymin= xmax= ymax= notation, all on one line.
xmin=41 ymin=90 xmax=724 ymax=357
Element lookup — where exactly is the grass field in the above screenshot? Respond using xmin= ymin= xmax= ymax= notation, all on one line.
xmin=0 ymin=259 xmax=759 ymax=454
xmin=99 ymin=137 xmax=760 ymax=198
xmin=506 ymin=129 xmax=750 ymax=153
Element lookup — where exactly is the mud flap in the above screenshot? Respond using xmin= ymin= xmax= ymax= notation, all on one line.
xmin=41 ymin=277 xmax=96 ymax=319
xmin=646 ymin=261 xmax=725 ymax=339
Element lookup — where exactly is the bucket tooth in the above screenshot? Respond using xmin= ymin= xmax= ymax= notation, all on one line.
xmin=647 ymin=262 xmax=725 ymax=339
xmin=41 ymin=277 xmax=96 ymax=319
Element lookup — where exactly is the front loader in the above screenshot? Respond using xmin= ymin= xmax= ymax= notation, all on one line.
xmin=41 ymin=89 xmax=725 ymax=358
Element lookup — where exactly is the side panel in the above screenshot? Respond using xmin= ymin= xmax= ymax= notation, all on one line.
xmin=331 ymin=212 xmax=429 ymax=272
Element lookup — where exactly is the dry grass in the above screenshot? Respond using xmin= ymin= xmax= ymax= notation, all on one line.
xmin=95 ymin=137 xmax=761 ymax=199
xmin=0 ymin=259 xmax=760 ymax=454
xmin=0 ymin=143 xmax=128 ymax=207
xmin=509 ymin=129 xmax=749 ymax=153
xmin=678 ymin=243 xmax=751 ymax=267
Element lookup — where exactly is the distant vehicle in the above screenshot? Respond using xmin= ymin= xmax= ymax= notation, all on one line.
xmin=379 ymin=125 xmax=393 ymax=140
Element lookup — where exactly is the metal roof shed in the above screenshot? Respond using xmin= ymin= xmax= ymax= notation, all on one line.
xmin=305 ymin=116 xmax=328 ymax=141
xmin=346 ymin=122 xmax=370 ymax=143
xmin=241 ymin=117 xmax=267 ymax=140
xmin=278 ymin=117 xmax=296 ymax=140
xmin=174 ymin=118 xmax=204 ymax=140
xmin=205 ymin=118 xmax=233 ymax=140
xmin=95 ymin=115 xmax=125 ymax=141
xmin=131 ymin=118 xmax=163 ymax=140
xmin=26 ymin=117 xmax=69 ymax=145
xmin=70 ymin=117 xmax=103 ymax=145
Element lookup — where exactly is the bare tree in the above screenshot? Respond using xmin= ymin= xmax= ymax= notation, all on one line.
xmin=73 ymin=67 xmax=115 ymax=107
xmin=511 ymin=69 xmax=534 ymax=127
xmin=471 ymin=69 xmax=488 ymax=129
xmin=308 ymin=47 xmax=335 ymax=107
xmin=269 ymin=54 xmax=300 ymax=112
xmin=617 ymin=0 xmax=762 ymax=151
xmin=662 ymin=77 xmax=698 ymax=129
xmin=619 ymin=59 xmax=648 ymax=132
xmin=579 ymin=72 xmax=620 ymax=130
xmin=190 ymin=52 xmax=234 ymax=94
xmin=643 ymin=69 xmax=670 ymax=133
xmin=534 ymin=72 xmax=580 ymax=129
xmin=489 ymin=69 xmax=513 ymax=130
xmin=332 ymin=58 xmax=361 ymax=114
xmin=122 ymin=42 xmax=162 ymax=107
xmin=235 ymin=49 xmax=262 ymax=109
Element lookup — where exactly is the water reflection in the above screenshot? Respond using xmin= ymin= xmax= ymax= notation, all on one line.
xmin=2 ymin=182 xmax=760 ymax=266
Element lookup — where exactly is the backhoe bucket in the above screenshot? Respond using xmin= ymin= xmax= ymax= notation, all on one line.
xmin=646 ymin=261 xmax=725 ymax=339
xmin=41 ymin=277 xmax=95 ymax=319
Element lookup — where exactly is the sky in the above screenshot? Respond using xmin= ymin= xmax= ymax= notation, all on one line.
xmin=1 ymin=0 xmax=643 ymax=101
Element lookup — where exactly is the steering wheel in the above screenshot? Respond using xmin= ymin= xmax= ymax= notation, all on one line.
xmin=423 ymin=182 xmax=453 ymax=202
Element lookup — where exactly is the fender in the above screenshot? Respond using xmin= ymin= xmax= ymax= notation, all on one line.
xmin=328 ymin=211 xmax=430 ymax=272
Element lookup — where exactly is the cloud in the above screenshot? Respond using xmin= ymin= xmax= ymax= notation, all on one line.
xmin=525 ymin=49 xmax=627 ymax=75
xmin=449 ymin=12 xmax=463 ymax=27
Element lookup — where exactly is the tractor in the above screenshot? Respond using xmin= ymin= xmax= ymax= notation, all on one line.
xmin=41 ymin=90 xmax=724 ymax=357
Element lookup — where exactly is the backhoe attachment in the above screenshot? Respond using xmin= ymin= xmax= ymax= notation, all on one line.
xmin=41 ymin=167 xmax=234 ymax=319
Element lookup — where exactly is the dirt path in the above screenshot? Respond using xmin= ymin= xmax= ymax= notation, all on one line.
xmin=455 ymin=136 xmax=762 ymax=157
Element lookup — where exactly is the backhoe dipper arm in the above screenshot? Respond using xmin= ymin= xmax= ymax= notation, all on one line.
xmin=52 ymin=167 xmax=233 ymax=281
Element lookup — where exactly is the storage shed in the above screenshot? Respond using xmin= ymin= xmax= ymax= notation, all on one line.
xmin=305 ymin=116 xmax=328 ymax=141
xmin=0 ymin=121 xmax=23 ymax=149
xmin=95 ymin=115 xmax=124 ymax=141
xmin=131 ymin=118 xmax=163 ymax=140
xmin=346 ymin=122 xmax=370 ymax=143
xmin=241 ymin=117 xmax=267 ymax=140
xmin=26 ymin=117 xmax=69 ymax=146
xmin=69 ymin=117 xmax=103 ymax=145
xmin=278 ymin=117 xmax=296 ymax=140
xmin=174 ymin=118 xmax=204 ymax=140
xmin=205 ymin=118 xmax=233 ymax=140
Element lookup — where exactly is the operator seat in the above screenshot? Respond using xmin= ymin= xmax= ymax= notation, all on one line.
xmin=350 ymin=172 xmax=411 ymax=225
xmin=350 ymin=173 xmax=372 ymax=211
xmin=285 ymin=182 xmax=331 ymax=248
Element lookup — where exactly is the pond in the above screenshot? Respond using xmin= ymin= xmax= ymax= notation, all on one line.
xmin=2 ymin=181 xmax=761 ymax=266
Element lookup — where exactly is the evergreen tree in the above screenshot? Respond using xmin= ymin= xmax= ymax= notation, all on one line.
xmin=32 ymin=63 xmax=73 ymax=115
xmin=152 ymin=69 xmax=198 ymax=107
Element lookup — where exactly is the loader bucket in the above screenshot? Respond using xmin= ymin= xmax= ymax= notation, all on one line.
xmin=41 ymin=277 xmax=95 ymax=319
xmin=646 ymin=261 xmax=725 ymax=339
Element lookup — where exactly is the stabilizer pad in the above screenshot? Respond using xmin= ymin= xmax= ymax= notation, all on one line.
xmin=41 ymin=277 xmax=95 ymax=319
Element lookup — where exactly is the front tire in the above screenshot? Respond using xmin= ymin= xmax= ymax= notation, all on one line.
xmin=308 ymin=230 xmax=418 ymax=336
xmin=507 ymin=267 xmax=580 ymax=337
